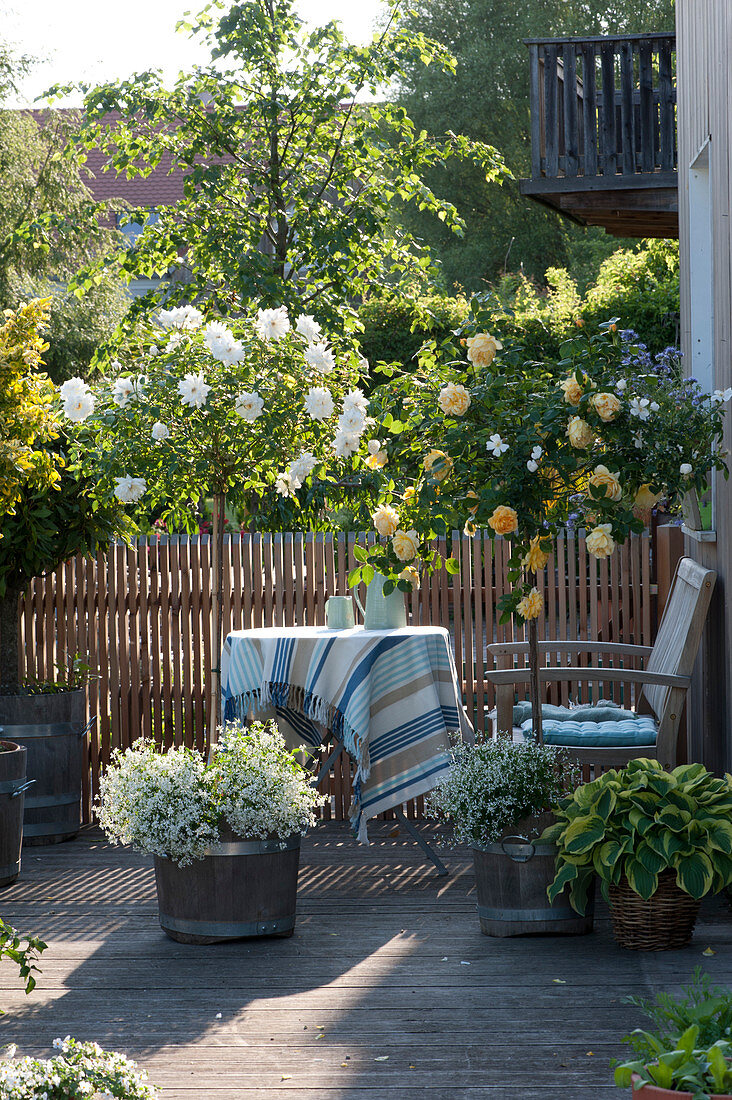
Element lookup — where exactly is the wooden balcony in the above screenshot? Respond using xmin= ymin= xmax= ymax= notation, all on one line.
xmin=519 ymin=33 xmax=677 ymax=238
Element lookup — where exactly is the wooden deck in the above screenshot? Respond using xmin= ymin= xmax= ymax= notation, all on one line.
xmin=1 ymin=823 xmax=731 ymax=1099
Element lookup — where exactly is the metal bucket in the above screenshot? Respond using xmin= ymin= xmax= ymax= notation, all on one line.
xmin=0 ymin=742 xmax=34 ymax=886
xmin=154 ymin=834 xmax=301 ymax=944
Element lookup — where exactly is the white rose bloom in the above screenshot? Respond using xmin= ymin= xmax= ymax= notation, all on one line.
xmin=255 ymin=305 xmax=290 ymax=341
xmin=114 ymin=476 xmax=146 ymax=503
xmin=338 ymin=406 xmax=367 ymax=435
xmin=367 ymin=439 xmax=382 ymax=455
xmin=331 ymin=429 xmax=361 ymax=458
xmin=159 ymin=304 xmax=204 ymax=330
xmin=58 ymin=376 xmax=88 ymax=402
xmin=152 ymin=421 xmax=170 ymax=442
xmin=168 ymin=330 xmax=185 ymax=349
xmin=304 ymin=386 xmax=334 ymax=421
xmin=235 ymin=391 xmax=264 ymax=421
xmin=305 ymin=342 xmax=336 ymax=375
xmin=210 ymin=331 xmax=245 ymax=365
xmin=486 ymin=433 xmax=509 ymax=457
xmin=343 ymin=388 xmax=369 ymax=415
xmin=275 ymin=472 xmax=295 ymax=498
xmin=63 ymin=390 xmax=95 ymax=422
xmin=680 ymin=462 xmax=693 ymax=476
xmin=203 ymin=321 xmax=232 ymax=350
xmin=112 ymin=377 xmax=136 ymax=408
xmin=178 ymin=372 xmax=211 ymax=408
xmin=629 ymin=396 xmax=652 ymax=420
xmin=295 ymin=314 xmax=322 ymax=343
xmin=149 ymin=344 xmax=159 ymax=356
xmin=358 ymin=355 xmax=370 ymax=374
xmin=615 ymin=379 xmax=627 ymax=392
xmin=289 ymin=451 xmax=318 ymax=487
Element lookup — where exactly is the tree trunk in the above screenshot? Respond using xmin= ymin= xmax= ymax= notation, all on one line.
xmin=528 ymin=617 xmax=543 ymax=744
xmin=209 ymin=492 xmax=226 ymax=746
xmin=0 ymin=589 xmax=21 ymax=691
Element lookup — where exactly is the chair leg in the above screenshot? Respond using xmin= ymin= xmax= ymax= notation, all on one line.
xmin=393 ymin=806 xmax=449 ymax=876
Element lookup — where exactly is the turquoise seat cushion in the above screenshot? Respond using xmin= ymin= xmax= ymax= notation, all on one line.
xmin=520 ymin=715 xmax=657 ymax=747
xmin=513 ymin=700 xmax=638 ymax=726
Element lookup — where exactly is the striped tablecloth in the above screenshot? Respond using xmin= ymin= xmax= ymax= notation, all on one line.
xmin=220 ymin=626 xmax=466 ymax=842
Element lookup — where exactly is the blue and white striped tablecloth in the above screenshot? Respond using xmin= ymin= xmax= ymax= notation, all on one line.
xmin=220 ymin=626 xmax=465 ymax=842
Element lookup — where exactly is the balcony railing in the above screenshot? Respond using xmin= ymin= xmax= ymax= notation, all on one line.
xmin=526 ymin=32 xmax=676 ymax=185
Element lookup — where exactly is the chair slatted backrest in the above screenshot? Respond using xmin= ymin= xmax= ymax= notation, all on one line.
xmin=642 ymin=557 xmax=716 ymax=722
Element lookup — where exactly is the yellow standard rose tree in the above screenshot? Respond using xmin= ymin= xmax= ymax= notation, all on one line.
xmin=353 ymin=319 xmax=729 ymax=741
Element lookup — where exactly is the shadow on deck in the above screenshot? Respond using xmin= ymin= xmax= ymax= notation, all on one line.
xmin=1 ymin=823 xmax=730 ymax=1098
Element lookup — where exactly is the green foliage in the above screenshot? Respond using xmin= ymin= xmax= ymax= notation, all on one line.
xmin=614 ymin=1027 xmax=732 ymax=1099
xmin=392 ymin=0 xmax=675 ymax=291
xmin=623 ymin=970 xmax=732 ymax=1053
xmin=61 ymin=0 xmax=507 ymax=332
xmin=358 ymin=291 xmax=469 ymax=378
xmin=0 ymin=918 xmax=47 ymax=996
xmin=544 ymin=760 xmax=732 ymax=914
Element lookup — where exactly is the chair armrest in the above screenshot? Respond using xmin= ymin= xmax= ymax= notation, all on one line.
xmin=486 ymin=666 xmax=690 ymax=689
xmin=487 ymin=640 xmax=654 ymax=659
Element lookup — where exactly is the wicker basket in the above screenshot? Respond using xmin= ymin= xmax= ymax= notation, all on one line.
xmin=608 ymin=871 xmax=700 ymax=951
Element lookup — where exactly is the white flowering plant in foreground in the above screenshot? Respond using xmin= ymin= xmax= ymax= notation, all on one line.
xmin=97 ymin=720 xmax=324 ymax=866
xmin=58 ymin=302 xmax=368 ymax=532
xmin=0 ymin=1037 xmax=157 ymax=1100
xmin=426 ymin=739 xmax=576 ymax=847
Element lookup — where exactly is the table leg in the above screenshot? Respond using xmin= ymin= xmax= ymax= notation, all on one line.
xmin=392 ymin=806 xmax=449 ymax=877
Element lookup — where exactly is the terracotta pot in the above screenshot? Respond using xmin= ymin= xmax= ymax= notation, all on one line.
xmin=630 ymin=1074 xmax=732 ymax=1098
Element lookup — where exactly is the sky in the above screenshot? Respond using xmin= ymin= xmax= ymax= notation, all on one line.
xmin=2 ymin=0 xmax=386 ymax=105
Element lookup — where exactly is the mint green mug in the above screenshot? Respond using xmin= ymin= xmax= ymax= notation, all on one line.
xmin=325 ymin=596 xmax=355 ymax=630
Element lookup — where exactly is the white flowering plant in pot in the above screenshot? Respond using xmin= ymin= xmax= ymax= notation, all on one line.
xmin=353 ymin=318 xmax=730 ymax=740
xmin=97 ymin=719 xmax=325 ymax=867
xmin=60 ymin=302 xmax=373 ymax=730
xmin=0 ymin=1037 xmax=157 ymax=1100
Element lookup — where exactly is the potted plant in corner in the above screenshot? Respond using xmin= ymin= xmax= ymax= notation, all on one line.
xmin=97 ymin=718 xmax=325 ymax=943
xmin=613 ymin=970 xmax=732 ymax=1097
xmin=0 ymin=300 xmax=128 ymax=845
xmin=544 ymin=759 xmax=732 ymax=950
xmin=427 ymin=737 xmax=591 ymax=936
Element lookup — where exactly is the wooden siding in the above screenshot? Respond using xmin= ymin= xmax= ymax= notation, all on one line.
xmin=18 ymin=530 xmax=665 ymax=822
xmin=676 ymin=0 xmax=732 ymax=770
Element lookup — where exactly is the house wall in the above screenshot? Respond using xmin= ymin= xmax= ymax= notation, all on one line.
xmin=677 ymin=0 xmax=732 ymax=770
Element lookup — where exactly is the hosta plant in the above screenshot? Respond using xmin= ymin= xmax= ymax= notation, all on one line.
xmin=0 ymin=1037 xmax=157 ymax=1099
xmin=97 ymin=719 xmax=325 ymax=866
xmin=543 ymin=759 xmax=732 ymax=914
xmin=614 ymin=1026 xmax=732 ymax=1099
xmin=426 ymin=738 xmax=576 ymax=847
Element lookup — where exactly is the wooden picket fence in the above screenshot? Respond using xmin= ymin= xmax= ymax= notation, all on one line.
xmin=19 ymin=527 xmax=678 ymax=823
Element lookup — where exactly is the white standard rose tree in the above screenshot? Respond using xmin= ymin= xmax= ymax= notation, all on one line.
xmin=355 ymin=316 xmax=730 ymax=741
xmin=61 ymin=303 xmax=369 ymax=734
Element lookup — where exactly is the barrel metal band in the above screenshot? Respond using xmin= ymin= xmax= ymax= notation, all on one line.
xmin=472 ymin=842 xmax=556 ymax=857
xmin=159 ymin=914 xmax=295 ymax=937
xmin=203 ymin=836 xmax=300 ymax=857
xmin=25 ymin=793 xmax=79 ymax=810
xmin=476 ymin=903 xmax=578 ymax=921
xmin=22 ymin=823 xmax=78 ymax=837
xmin=0 ymin=862 xmax=20 ymax=879
xmin=0 ymin=724 xmax=78 ymax=739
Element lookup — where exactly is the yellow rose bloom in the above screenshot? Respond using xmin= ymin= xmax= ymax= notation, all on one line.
xmin=586 ymin=523 xmax=615 ymax=559
xmin=466 ymin=490 xmax=479 ymax=516
xmin=398 ymin=565 xmax=420 ymax=589
xmin=423 ymin=449 xmax=453 ymax=482
xmin=402 ymin=486 xmax=416 ymax=504
xmin=634 ymin=484 xmax=663 ymax=511
xmin=365 ymin=450 xmax=388 ymax=470
xmin=438 ymin=381 xmax=471 ymax=417
xmin=488 ymin=505 xmax=519 ymax=536
xmin=567 ymin=416 xmax=595 ymax=449
xmin=521 ymin=536 xmax=550 ymax=573
xmin=463 ymin=520 xmax=477 ymax=537
xmin=517 ymin=587 xmax=544 ymax=620
xmin=392 ymin=528 xmax=420 ymax=563
xmin=466 ymin=332 xmax=502 ymax=368
xmin=372 ymin=504 xmax=400 ymax=538
xmin=588 ymin=464 xmax=622 ymax=502
xmin=591 ymin=392 xmax=622 ymax=422
xmin=559 ymin=376 xmax=583 ymax=406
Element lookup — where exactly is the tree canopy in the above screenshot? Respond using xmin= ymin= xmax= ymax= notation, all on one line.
xmin=62 ymin=0 xmax=507 ymax=331
xmin=392 ymin=0 xmax=676 ymax=292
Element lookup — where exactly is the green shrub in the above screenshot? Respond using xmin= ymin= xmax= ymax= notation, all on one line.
xmin=358 ymin=292 xmax=469 ymax=377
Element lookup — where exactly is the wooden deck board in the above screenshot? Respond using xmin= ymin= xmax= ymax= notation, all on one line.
xmin=1 ymin=824 xmax=731 ymax=1099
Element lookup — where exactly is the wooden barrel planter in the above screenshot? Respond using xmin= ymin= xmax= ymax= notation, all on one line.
xmin=0 ymin=690 xmax=87 ymax=845
xmin=608 ymin=872 xmax=700 ymax=950
xmin=0 ymin=741 xmax=33 ymax=887
xmin=154 ymin=830 xmax=301 ymax=944
xmin=472 ymin=816 xmax=594 ymax=938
